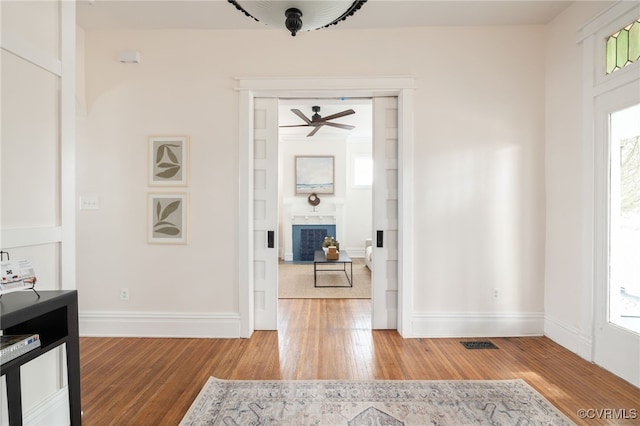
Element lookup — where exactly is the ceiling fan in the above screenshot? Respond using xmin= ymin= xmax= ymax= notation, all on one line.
xmin=280 ymin=106 xmax=355 ymax=137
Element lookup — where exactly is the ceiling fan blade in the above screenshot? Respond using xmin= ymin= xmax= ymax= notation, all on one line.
xmin=319 ymin=109 xmax=355 ymax=122
xmin=291 ymin=109 xmax=312 ymax=124
xmin=279 ymin=124 xmax=311 ymax=128
xmin=323 ymin=122 xmax=355 ymax=131
xmin=307 ymin=125 xmax=323 ymax=137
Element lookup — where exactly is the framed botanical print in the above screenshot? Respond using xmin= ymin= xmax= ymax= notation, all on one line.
xmin=148 ymin=135 xmax=189 ymax=186
xmin=147 ymin=193 xmax=188 ymax=244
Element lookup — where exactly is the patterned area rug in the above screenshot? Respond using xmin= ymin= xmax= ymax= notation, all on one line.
xmin=179 ymin=377 xmax=574 ymax=425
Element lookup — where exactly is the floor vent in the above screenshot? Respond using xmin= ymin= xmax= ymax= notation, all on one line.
xmin=460 ymin=341 xmax=499 ymax=350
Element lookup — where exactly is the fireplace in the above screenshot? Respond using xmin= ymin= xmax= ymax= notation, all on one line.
xmin=281 ymin=199 xmax=343 ymax=262
xmin=292 ymin=225 xmax=337 ymax=262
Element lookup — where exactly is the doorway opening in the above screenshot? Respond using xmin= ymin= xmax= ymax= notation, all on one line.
xmin=237 ymin=76 xmax=415 ymax=338
xmin=276 ymin=98 xmax=373 ymax=302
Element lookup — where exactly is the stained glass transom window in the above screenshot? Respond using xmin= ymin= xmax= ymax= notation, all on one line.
xmin=606 ymin=19 xmax=640 ymax=74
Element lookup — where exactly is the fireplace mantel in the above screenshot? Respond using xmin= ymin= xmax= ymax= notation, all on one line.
xmin=290 ymin=212 xmax=336 ymax=225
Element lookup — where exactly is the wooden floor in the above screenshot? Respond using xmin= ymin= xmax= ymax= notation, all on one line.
xmin=80 ymin=299 xmax=640 ymax=425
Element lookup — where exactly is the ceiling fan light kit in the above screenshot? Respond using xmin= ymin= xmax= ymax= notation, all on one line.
xmin=284 ymin=8 xmax=303 ymax=36
xmin=228 ymin=1 xmax=367 ymax=37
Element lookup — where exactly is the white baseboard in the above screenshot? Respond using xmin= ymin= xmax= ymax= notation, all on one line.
xmin=544 ymin=315 xmax=593 ymax=361
xmin=407 ymin=311 xmax=544 ymax=337
xmin=79 ymin=311 xmax=242 ymax=338
xmin=79 ymin=311 xmax=592 ymax=360
xmin=345 ymin=248 xmax=365 ymax=258
xmin=24 ymin=387 xmax=69 ymax=426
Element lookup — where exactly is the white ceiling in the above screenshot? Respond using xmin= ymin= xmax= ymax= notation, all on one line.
xmin=76 ymin=1 xmax=576 ymax=31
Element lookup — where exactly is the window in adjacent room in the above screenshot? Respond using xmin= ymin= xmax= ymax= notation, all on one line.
xmin=352 ymin=155 xmax=373 ymax=188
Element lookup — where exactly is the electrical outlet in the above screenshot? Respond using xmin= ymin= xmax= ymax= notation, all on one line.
xmin=492 ymin=288 xmax=500 ymax=301
xmin=120 ymin=288 xmax=130 ymax=301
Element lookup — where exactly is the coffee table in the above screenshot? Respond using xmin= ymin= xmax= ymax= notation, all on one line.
xmin=313 ymin=250 xmax=353 ymax=287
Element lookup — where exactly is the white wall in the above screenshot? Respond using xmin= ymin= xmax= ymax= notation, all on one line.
xmin=544 ymin=1 xmax=612 ymax=359
xmin=1 ymin=1 xmax=76 ymax=424
xmin=412 ymin=26 xmax=546 ymax=321
xmin=78 ymin=24 xmax=550 ymax=336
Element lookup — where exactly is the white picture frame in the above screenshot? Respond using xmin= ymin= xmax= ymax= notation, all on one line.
xmin=295 ymin=156 xmax=335 ymax=194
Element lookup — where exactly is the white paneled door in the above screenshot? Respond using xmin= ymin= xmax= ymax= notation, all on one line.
xmin=593 ymin=80 xmax=640 ymax=387
xmin=372 ymin=97 xmax=399 ymax=329
xmin=253 ymin=98 xmax=279 ymax=330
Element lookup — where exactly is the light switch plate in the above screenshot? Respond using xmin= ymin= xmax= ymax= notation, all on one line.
xmin=80 ymin=196 xmax=99 ymax=210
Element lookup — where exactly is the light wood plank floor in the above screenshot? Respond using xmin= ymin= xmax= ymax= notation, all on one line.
xmin=80 ymin=299 xmax=640 ymax=425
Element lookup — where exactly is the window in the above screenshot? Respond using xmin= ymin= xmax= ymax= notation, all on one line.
xmin=352 ymin=156 xmax=373 ymax=187
xmin=606 ymin=18 xmax=640 ymax=74
xmin=609 ymin=103 xmax=640 ymax=333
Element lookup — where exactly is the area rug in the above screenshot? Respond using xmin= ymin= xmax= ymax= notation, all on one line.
xmin=179 ymin=377 xmax=574 ymax=425
xmin=278 ymin=259 xmax=371 ymax=299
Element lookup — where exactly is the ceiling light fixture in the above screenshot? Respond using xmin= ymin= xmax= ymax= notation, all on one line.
xmin=228 ymin=1 xmax=367 ymax=37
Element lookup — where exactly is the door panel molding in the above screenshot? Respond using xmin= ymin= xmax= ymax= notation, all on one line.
xmin=252 ymin=98 xmax=279 ymax=331
xmin=372 ymin=96 xmax=399 ymax=329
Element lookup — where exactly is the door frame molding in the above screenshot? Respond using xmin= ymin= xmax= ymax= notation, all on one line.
xmin=236 ymin=76 xmax=415 ymax=338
